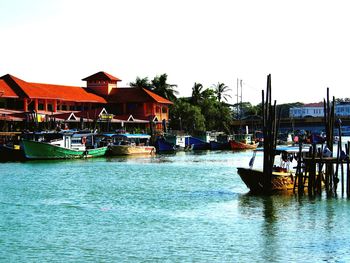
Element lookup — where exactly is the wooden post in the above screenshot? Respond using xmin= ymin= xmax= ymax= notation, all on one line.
xmin=261 ymin=74 xmax=280 ymax=193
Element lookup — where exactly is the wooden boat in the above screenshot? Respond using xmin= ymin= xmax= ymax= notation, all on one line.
xmin=0 ymin=144 xmax=26 ymax=162
xmin=0 ymin=132 xmax=26 ymax=161
xmin=21 ymin=132 xmax=108 ymax=159
xmin=237 ymin=167 xmax=295 ymax=193
xmin=237 ymin=147 xmax=312 ymax=193
xmin=185 ymin=136 xmax=210 ymax=150
xmin=209 ymin=140 xmax=230 ymax=150
xmin=155 ymin=137 xmax=176 ymax=153
xmin=230 ymin=133 xmax=257 ymax=150
xmin=230 ymin=140 xmax=257 ymax=150
xmin=107 ymin=133 xmax=155 ymax=155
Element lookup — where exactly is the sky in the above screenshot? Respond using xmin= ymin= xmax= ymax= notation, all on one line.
xmin=1 ymin=0 xmax=349 ymax=105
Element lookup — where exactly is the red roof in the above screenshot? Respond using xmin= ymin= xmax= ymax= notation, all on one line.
xmin=82 ymin=71 xmax=121 ymax=82
xmin=143 ymin=88 xmax=173 ymax=104
xmin=303 ymin=102 xmax=324 ymax=107
xmin=30 ymin=83 xmax=107 ymax=103
xmin=108 ymin=87 xmax=173 ymax=104
xmin=0 ymin=74 xmax=106 ymax=103
xmin=0 ymin=79 xmax=19 ymax=98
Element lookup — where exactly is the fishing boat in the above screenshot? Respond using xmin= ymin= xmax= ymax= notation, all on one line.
xmin=155 ymin=137 xmax=176 ymax=153
xmin=107 ymin=133 xmax=155 ymax=155
xmin=209 ymin=133 xmax=232 ymax=150
xmin=21 ymin=132 xmax=108 ymax=159
xmin=185 ymin=136 xmax=209 ymax=150
xmin=0 ymin=132 xmax=26 ymax=161
xmin=230 ymin=134 xmax=257 ymax=150
xmin=237 ymin=147 xmax=310 ymax=193
xmin=209 ymin=140 xmax=230 ymax=150
xmin=155 ymin=133 xmax=191 ymax=153
xmin=0 ymin=143 xmax=26 ymax=162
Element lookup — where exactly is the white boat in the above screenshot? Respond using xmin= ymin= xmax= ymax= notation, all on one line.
xmin=107 ymin=133 xmax=156 ymax=155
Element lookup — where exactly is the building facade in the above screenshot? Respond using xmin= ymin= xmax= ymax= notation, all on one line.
xmin=0 ymin=71 xmax=173 ymax=131
xmin=289 ymin=102 xmax=350 ymax=118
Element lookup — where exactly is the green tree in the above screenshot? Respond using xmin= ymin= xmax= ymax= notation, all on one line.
xmin=191 ymin=82 xmax=204 ymax=105
xmin=201 ymin=88 xmax=216 ymax=100
xmin=169 ymin=99 xmax=205 ymax=132
xmin=199 ymin=97 xmax=232 ymax=133
xmin=152 ymin=74 xmax=178 ymax=101
xmin=129 ymin=76 xmax=152 ymax=90
xmin=212 ymin=82 xmax=232 ymax=102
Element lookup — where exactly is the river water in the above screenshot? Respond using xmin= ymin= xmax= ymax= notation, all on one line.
xmin=1 ymin=150 xmax=350 ymax=262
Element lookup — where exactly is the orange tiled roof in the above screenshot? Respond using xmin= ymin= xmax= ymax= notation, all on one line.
xmin=30 ymin=83 xmax=107 ymax=103
xmin=0 ymin=79 xmax=19 ymax=98
xmin=142 ymin=88 xmax=173 ymax=104
xmin=0 ymin=74 xmax=106 ymax=103
xmin=108 ymin=87 xmax=173 ymax=104
xmin=82 ymin=71 xmax=121 ymax=82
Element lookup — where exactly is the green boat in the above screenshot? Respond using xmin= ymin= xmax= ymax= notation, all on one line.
xmin=21 ymin=132 xmax=108 ymax=160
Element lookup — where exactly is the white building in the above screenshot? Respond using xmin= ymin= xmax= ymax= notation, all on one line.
xmin=290 ymin=102 xmax=350 ymax=118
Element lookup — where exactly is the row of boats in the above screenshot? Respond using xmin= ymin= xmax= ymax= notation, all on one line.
xmin=0 ymin=131 xmax=258 ymax=161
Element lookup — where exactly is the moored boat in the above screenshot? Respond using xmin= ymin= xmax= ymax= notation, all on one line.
xmin=230 ymin=140 xmax=257 ymax=150
xmin=21 ymin=132 xmax=108 ymax=159
xmin=107 ymin=133 xmax=155 ymax=156
xmin=237 ymin=147 xmax=312 ymax=193
xmin=0 ymin=143 xmax=26 ymax=162
xmin=209 ymin=140 xmax=230 ymax=150
xmin=237 ymin=167 xmax=295 ymax=193
xmin=185 ymin=136 xmax=209 ymax=150
xmin=155 ymin=137 xmax=176 ymax=153
xmin=230 ymin=133 xmax=257 ymax=150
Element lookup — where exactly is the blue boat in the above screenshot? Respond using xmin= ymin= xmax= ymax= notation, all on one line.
xmin=209 ymin=140 xmax=230 ymax=150
xmin=185 ymin=136 xmax=210 ymax=150
xmin=155 ymin=137 xmax=176 ymax=153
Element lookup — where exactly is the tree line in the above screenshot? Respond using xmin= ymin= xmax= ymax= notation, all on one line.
xmin=129 ymin=74 xmax=350 ymax=133
xmin=129 ymin=74 xmax=233 ymax=133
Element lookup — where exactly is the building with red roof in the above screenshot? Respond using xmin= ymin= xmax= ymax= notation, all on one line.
xmin=0 ymin=71 xmax=173 ymax=131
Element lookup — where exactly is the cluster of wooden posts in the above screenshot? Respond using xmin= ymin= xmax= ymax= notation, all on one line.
xmin=295 ymin=88 xmax=350 ymax=196
xmin=262 ymin=80 xmax=350 ymax=196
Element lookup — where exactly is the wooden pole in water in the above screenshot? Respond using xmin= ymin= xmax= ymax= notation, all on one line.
xmin=346 ymin=142 xmax=350 ymax=196
xmin=262 ymin=74 xmax=279 ymax=193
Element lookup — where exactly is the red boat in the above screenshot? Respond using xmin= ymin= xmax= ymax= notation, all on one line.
xmin=229 ymin=133 xmax=257 ymax=150
xmin=230 ymin=140 xmax=257 ymax=150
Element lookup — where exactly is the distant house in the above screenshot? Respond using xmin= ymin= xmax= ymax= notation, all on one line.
xmin=289 ymin=102 xmax=350 ymax=118
xmin=0 ymin=71 xmax=173 ymax=131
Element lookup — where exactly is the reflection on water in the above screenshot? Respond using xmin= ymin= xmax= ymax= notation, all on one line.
xmin=1 ymin=150 xmax=350 ymax=262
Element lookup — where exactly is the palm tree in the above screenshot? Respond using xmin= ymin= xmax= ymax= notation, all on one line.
xmin=212 ymin=82 xmax=232 ymax=102
xmin=191 ymin=82 xmax=204 ymax=105
xmin=129 ymin=76 xmax=152 ymax=90
xmin=151 ymin=73 xmax=178 ymax=101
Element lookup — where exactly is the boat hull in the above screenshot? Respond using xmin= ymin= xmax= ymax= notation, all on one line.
xmin=0 ymin=144 xmax=26 ymax=162
xmin=237 ymin=167 xmax=295 ymax=193
xmin=230 ymin=140 xmax=257 ymax=150
xmin=109 ymin=145 xmax=156 ymax=155
xmin=22 ymin=139 xmax=107 ymax=159
xmin=185 ymin=136 xmax=209 ymax=150
xmin=155 ymin=138 xmax=176 ymax=153
xmin=209 ymin=141 xmax=230 ymax=150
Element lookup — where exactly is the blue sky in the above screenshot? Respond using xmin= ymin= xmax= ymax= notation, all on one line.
xmin=1 ymin=0 xmax=349 ymax=105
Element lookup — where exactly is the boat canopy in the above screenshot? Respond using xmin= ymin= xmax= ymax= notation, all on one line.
xmin=103 ymin=133 xmax=151 ymax=139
